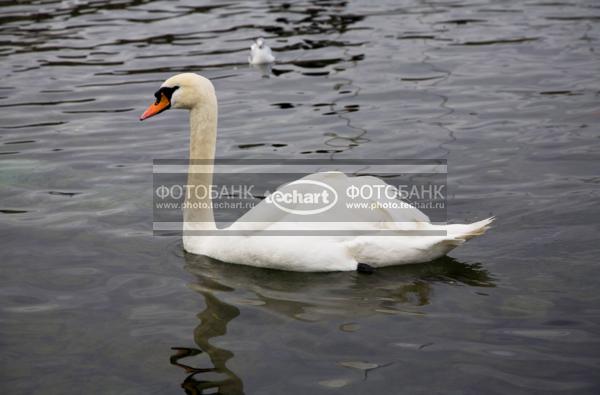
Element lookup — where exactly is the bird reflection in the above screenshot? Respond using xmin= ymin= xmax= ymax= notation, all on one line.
xmin=170 ymin=254 xmax=494 ymax=394
xmin=249 ymin=63 xmax=273 ymax=78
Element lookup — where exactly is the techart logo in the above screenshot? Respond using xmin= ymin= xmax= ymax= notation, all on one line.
xmin=265 ymin=180 xmax=338 ymax=215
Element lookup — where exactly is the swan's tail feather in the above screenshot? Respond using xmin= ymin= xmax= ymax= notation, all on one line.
xmin=447 ymin=216 xmax=495 ymax=241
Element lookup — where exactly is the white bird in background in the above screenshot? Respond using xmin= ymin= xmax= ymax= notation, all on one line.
xmin=139 ymin=73 xmax=494 ymax=272
xmin=249 ymin=37 xmax=275 ymax=64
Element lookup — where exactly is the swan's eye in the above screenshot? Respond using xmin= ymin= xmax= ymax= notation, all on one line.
xmin=153 ymin=86 xmax=180 ymax=104
xmin=153 ymin=91 xmax=162 ymax=104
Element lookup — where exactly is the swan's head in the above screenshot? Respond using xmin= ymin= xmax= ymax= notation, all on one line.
xmin=255 ymin=37 xmax=265 ymax=49
xmin=139 ymin=73 xmax=215 ymax=121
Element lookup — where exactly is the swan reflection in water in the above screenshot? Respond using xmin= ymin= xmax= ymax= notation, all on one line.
xmin=169 ymin=253 xmax=494 ymax=394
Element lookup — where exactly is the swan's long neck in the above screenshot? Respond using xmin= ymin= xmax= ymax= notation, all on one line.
xmin=184 ymin=98 xmax=218 ymax=231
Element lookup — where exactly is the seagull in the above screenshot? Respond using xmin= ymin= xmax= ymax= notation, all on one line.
xmin=249 ymin=38 xmax=275 ymax=64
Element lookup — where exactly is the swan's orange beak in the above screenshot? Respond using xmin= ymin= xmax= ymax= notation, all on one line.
xmin=140 ymin=93 xmax=170 ymax=121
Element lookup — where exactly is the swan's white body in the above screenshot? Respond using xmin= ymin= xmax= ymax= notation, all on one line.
xmin=185 ymin=171 xmax=494 ymax=271
xmin=142 ymin=73 xmax=494 ymax=272
xmin=249 ymin=38 xmax=275 ymax=64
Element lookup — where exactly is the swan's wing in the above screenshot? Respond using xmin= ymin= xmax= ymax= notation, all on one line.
xmin=229 ymin=171 xmax=430 ymax=232
xmin=309 ymin=172 xmax=430 ymax=223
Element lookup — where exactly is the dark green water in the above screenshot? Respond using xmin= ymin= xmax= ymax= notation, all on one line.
xmin=1 ymin=0 xmax=599 ymax=393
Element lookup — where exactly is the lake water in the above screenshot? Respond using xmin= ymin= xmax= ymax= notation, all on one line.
xmin=1 ymin=0 xmax=599 ymax=393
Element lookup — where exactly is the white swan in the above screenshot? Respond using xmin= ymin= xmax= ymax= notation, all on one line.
xmin=140 ymin=73 xmax=494 ymax=272
xmin=248 ymin=38 xmax=275 ymax=64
